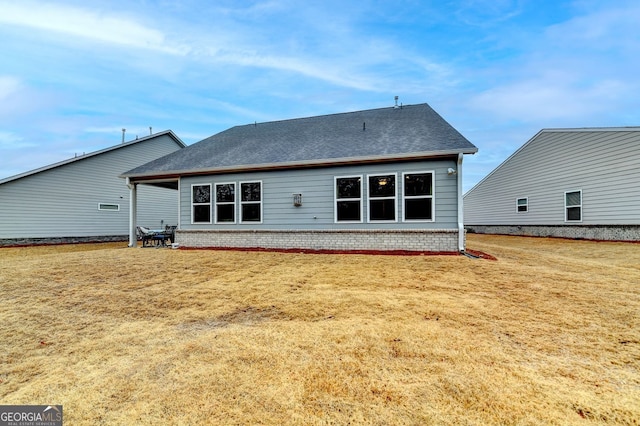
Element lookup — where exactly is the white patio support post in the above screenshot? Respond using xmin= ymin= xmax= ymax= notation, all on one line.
xmin=127 ymin=178 xmax=138 ymax=247
xmin=457 ymin=153 xmax=465 ymax=252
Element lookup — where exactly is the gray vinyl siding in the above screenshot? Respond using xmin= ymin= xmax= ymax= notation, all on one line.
xmin=179 ymin=159 xmax=460 ymax=230
xmin=464 ymin=129 xmax=640 ymax=225
xmin=0 ymin=134 xmax=181 ymax=238
xmin=136 ymin=185 xmax=180 ymax=230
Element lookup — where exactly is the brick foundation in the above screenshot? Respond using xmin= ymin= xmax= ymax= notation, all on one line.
xmin=176 ymin=229 xmax=461 ymax=253
xmin=466 ymin=225 xmax=640 ymax=242
xmin=0 ymin=235 xmax=129 ymax=247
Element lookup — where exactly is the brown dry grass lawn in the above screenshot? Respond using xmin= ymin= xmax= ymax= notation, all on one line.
xmin=1 ymin=234 xmax=639 ymax=425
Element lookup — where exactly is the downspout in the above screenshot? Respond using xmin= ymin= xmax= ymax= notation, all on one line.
xmin=127 ymin=178 xmax=137 ymax=247
xmin=457 ymin=153 xmax=465 ymax=252
xmin=176 ymin=177 xmax=181 ymax=243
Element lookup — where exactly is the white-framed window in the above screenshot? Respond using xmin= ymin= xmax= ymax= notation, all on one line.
xmin=240 ymin=181 xmax=262 ymax=223
xmin=215 ymin=182 xmax=236 ymax=223
xmin=402 ymin=171 xmax=435 ymax=222
xmin=335 ymin=175 xmax=363 ymax=222
xmin=191 ymin=184 xmax=212 ymax=224
xmin=516 ymin=197 xmax=528 ymax=213
xmin=565 ymin=190 xmax=582 ymax=222
xmin=368 ymin=173 xmax=397 ymax=222
xmin=98 ymin=203 xmax=120 ymax=211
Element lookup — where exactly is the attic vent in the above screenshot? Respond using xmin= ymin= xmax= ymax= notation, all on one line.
xmin=394 ymin=96 xmax=399 ymax=108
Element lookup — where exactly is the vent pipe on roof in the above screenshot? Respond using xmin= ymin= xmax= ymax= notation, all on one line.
xmin=149 ymin=126 xmax=152 ymax=135
xmin=394 ymin=96 xmax=399 ymax=108
xmin=122 ymin=128 xmax=126 ymax=143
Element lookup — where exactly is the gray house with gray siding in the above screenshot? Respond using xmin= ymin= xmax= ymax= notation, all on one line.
xmin=464 ymin=127 xmax=640 ymax=241
xmin=122 ymin=104 xmax=477 ymax=253
xmin=0 ymin=131 xmax=185 ymax=245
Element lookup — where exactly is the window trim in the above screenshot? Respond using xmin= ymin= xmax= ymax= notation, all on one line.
xmin=239 ymin=180 xmax=263 ymax=224
xmin=516 ymin=197 xmax=528 ymax=213
xmin=402 ymin=171 xmax=435 ymax=222
xmin=97 ymin=203 xmax=120 ymax=211
xmin=214 ymin=182 xmax=236 ymax=224
xmin=334 ymin=175 xmax=363 ymax=223
xmin=191 ymin=183 xmax=212 ymax=224
xmin=367 ymin=173 xmax=397 ymax=223
xmin=564 ymin=189 xmax=582 ymax=222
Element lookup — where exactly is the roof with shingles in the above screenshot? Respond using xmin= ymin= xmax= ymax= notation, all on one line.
xmin=1 ymin=130 xmax=185 ymax=185
xmin=122 ymin=103 xmax=477 ymax=179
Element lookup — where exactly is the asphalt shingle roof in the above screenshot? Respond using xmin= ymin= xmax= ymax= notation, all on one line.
xmin=122 ymin=103 xmax=477 ymax=179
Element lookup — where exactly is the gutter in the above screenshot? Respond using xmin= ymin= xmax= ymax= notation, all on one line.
xmin=121 ymin=148 xmax=478 ymax=182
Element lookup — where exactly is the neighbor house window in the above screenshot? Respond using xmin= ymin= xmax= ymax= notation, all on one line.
xmin=192 ymin=184 xmax=211 ymax=223
xmin=98 ymin=203 xmax=120 ymax=211
xmin=215 ymin=183 xmax=235 ymax=223
xmin=368 ymin=174 xmax=396 ymax=222
xmin=403 ymin=172 xmax=434 ymax=221
xmin=516 ymin=197 xmax=528 ymax=213
xmin=335 ymin=176 xmax=362 ymax=222
xmin=240 ymin=181 xmax=262 ymax=223
xmin=565 ymin=190 xmax=582 ymax=222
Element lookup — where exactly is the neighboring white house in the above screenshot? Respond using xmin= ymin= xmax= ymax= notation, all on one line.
xmin=0 ymin=131 xmax=185 ymax=245
xmin=464 ymin=127 xmax=640 ymax=241
xmin=122 ymin=103 xmax=478 ymax=253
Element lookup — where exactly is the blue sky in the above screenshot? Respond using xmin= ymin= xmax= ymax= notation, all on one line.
xmin=1 ymin=0 xmax=638 ymax=191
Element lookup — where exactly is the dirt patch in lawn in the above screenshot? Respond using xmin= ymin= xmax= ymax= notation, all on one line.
xmin=1 ymin=235 xmax=639 ymax=424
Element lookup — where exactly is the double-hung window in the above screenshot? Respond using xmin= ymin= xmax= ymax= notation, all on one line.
xmin=368 ymin=174 xmax=397 ymax=222
xmin=516 ymin=197 xmax=528 ymax=213
xmin=215 ymin=183 xmax=235 ymax=223
xmin=565 ymin=190 xmax=582 ymax=222
xmin=240 ymin=181 xmax=262 ymax=223
xmin=403 ymin=172 xmax=434 ymax=221
xmin=335 ymin=176 xmax=362 ymax=222
xmin=192 ymin=184 xmax=212 ymax=223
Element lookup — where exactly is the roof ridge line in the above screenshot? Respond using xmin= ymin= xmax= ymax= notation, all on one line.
xmin=237 ymin=103 xmax=426 ymax=128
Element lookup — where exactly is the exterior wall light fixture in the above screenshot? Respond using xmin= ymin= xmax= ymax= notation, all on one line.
xmin=293 ymin=193 xmax=303 ymax=207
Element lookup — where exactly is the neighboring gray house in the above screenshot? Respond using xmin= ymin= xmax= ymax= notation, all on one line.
xmin=0 ymin=131 xmax=185 ymax=245
xmin=122 ymin=103 xmax=478 ymax=253
xmin=464 ymin=127 xmax=640 ymax=241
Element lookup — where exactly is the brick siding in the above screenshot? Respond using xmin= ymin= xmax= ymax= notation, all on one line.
xmin=176 ymin=229 xmax=460 ymax=253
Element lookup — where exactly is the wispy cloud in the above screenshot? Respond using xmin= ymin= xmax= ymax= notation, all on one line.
xmin=214 ymin=51 xmax=381 ymax=92
xmin=0 ymin=0 xmax=454 ymax=95
xmin=0 ymin=75 xmax=61 ymax=120
xmin=0 ymin=1 xmax=187 ymax=54
xmin=545 ymin=2 xmax=640 ymax=49
xmin=0 ymin=131 xmax=29 ymax=148
xmin=454 ymin=0 xmax=525 ymax=27
xmin=0 ymin=75 xmax=21 ymax=99
xmin=465 ymin=1 xmax=640 ymax=126
xmin=469 ymin=76 xmax=632 ymax=122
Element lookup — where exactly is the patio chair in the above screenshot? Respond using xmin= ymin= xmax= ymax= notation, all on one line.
xmin=137 ymin=226 xmax=159 ymax=247
xmin=164 ymin=225 xmax=177 ymax=244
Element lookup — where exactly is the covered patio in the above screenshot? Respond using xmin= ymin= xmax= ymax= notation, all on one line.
xmin=126 ymin=177 xmax=179 ymax=248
